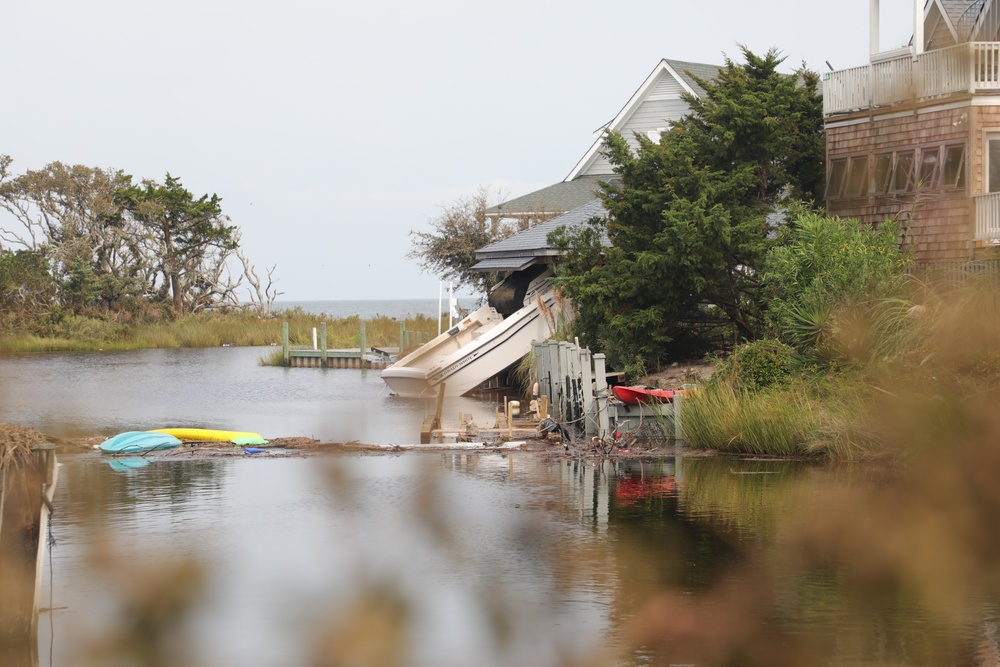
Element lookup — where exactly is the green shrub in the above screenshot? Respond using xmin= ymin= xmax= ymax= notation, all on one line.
xmin=712 ymin=339 xmax=798 ymax=393
xmin=761 ymin=214 xmax=911 ymax=358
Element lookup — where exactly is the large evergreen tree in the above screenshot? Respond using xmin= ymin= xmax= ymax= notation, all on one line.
xmin=552 ymin=48 xmax=825 ymax=369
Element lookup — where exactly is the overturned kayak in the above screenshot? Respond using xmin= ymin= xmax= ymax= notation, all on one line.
xmin=100 ymin=431 xmax=182 ymax=454
xmin=151 ymin=428 xmax=268 ymax=445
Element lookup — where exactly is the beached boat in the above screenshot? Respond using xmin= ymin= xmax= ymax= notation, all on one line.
xmin=611 ymin=385 xmax=675 ymax=405
xmin=99 ymin=431 xmax=182 ymax=454
xmin=151 ymin=428 xmax=268 ymax=445
xmin=381 ymin=274 xmax=554 ymax=397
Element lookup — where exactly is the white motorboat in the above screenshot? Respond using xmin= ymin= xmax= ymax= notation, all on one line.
xmin=381 ymin=274 xmax=554 ymax=397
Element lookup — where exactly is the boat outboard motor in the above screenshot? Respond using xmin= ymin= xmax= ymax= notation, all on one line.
xmin=488 ymin=265 xmax=550 ymax=317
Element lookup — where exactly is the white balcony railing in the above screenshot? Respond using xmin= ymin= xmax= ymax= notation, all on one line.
xmin=824 ymin=42 xmax=1000 ymax=115
xmin=975 ymin=192 xmax=1000 ymax=242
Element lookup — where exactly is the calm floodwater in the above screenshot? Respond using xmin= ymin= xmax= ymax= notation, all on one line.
xmin=2 ymin=348 xmax=997 ymax=666
xmin=0 ymin=347 xmax=497 ymax=443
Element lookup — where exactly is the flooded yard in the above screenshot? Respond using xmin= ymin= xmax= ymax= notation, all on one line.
xmin=1 ymin=348 xmax=998 ymax=665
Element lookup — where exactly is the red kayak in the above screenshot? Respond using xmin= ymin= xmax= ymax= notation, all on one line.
xmin=612 ymin=385 xmax=675 ymax=405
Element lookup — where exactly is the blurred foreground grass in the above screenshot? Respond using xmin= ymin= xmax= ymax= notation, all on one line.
xmin=6 ymin=423 xmax=1000 ymax=666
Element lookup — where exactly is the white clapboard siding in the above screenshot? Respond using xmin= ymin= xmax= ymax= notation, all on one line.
xmin=580 ymin=71 xmax=694 ymax=176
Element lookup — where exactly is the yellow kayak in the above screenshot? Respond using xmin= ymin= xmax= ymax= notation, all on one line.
xmin=152 ymin=428 xmax=267 ymax=445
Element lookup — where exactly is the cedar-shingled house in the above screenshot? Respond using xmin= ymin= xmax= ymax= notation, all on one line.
xmin=824 ymin=0 xmax=1000 ymax=260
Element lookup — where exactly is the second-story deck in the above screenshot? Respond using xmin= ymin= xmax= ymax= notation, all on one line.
xmin=824 ymin=42 xmax=1000 ymax=115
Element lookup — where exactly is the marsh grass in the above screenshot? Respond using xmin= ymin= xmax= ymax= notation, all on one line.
xmin=683 ymin=380 xmax=820 ymax=457
xmin=0 ymin=311 xmax=443 ymax=355
xmin=683 ymin=373 xmax=890 ymax=460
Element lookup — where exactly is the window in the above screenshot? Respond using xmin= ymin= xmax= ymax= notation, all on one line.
xmin=871 ymin=153 xmax=893 ymax=194
xmin=826 ymin=158 xmax=848 ymax=198
xmin=989 ymin=136 xmax=1000 ymax=193
xmin=917 ymin=147 xmax=939 ymax=189
xmin=843 ymin=156 xmax=869 ymax=197
xmin=831 ymin=146 xmax=960 ymax=198
xmin=890 ymin=150 xmax=915 ymax=193
xmin=940 ymin=144 xmax=966 ymax=189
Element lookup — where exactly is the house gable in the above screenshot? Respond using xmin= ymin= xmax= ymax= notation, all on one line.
xmin=922 ymin=0 xmax=1000 ymax=48
xmin=486 ymin=57 xmax=719 ymax=220
xmin=925 ymin=0 xmax=960 ymax=49
xmin=969 ymin=0 xmax=1000 ymax=40
xmin=564 ymin=58 xmax=719 ymax=181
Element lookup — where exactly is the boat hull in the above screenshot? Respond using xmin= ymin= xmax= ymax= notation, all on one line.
xmin=381 ymin=295 xmax=553 ymax=397
xmin=382 ymin=272 xmax=557 ymax=398
xmin=99 ymin=431 xmax=182 ymax=454
xmin=612 ymin=385 xmax=675 ymax=405
xmin=152 ymin=428 xmax=268 ymax=445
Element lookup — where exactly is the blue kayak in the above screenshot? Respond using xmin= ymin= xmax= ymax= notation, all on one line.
xmin=99 ymin=431 xmax=182 ymax=454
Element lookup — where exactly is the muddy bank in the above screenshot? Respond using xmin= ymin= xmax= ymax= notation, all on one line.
xmin=1 ymin=421 xmax=684 ymax=463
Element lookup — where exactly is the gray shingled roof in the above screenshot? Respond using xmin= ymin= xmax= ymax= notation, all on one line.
xmin=485 ymin=175 xmax=607 ymax=217
xmin=942 ymin=0 xmax=990 ymax=40
xmin=472 ymin=199 xmax=609 ymax=272
xmin=940 ymin=0 xmax=973 ymax=26
xmin=663 ymin=58 xmax=721 ymax=96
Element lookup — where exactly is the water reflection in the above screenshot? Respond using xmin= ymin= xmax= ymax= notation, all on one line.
xmin=106 ymin=458 xmax=150 ymax=472
xmin=27 ymin=451 xmax=1000 ymax=666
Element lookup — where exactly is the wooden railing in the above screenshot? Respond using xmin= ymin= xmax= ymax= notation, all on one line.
xmin=824 ymin=43 xmax=1000 ymax=115
xmin=975 ymin=192 xmax=1000 ymax=241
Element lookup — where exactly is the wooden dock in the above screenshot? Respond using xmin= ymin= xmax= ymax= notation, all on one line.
xmin=420 ymin=384 xmax=549 ymax=444
xmin=281 ymin=320 xmax=411 ymax=368
xmin=287 ymin=347 xmax=395 ymax=368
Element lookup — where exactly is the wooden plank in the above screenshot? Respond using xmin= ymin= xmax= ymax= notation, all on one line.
xmin=420 ymin=416 xmax=437 ymax=445
xmin=434 ymin=383 xmax=446 ymax=427
xmin=320 ymin=322 xmax=328 ymax=368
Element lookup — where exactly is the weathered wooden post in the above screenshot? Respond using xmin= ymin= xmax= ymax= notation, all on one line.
xmin=0 ymin=443 xmax=58 ymax=651
xmin=558 ymin=341 xmax=571 ymax=425
xmin=282 ymin=322 xmax=289 ymax=365
xmin=533 ymin=342 xmax=548 ymax=406
xmin=399 ymin=322 xmax=405 ymax=353
xmin=580 ymin=347 xmax=594 ymax=437
xmin=320 ymin=322 xmax=328 ymax=368
xmin=359 ymin=321 xmax=367 ymax=368
xmin=673 ymin=392 xmax=684 ymax=443
xmin=593 ymin=353 xmax=609 ymax=438
xmin=546 ymin=340 xmax=560 ymax=411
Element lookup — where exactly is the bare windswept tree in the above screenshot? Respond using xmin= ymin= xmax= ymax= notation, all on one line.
xmin=407 ymin=185 xmax=560 ymax=296
xmin=235 ymin=247 xmax=283 ymax=315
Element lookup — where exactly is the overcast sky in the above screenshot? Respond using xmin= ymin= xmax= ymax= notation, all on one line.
xmin=2 ymin=0 xmax=915 ymax=301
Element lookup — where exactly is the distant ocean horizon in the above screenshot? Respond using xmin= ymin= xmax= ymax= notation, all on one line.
xmin=273 ymin=298 xmax=481 ymax=320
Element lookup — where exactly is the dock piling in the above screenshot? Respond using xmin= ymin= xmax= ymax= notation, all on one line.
xmin=282 ymin=322 xmax=289 ymax=364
